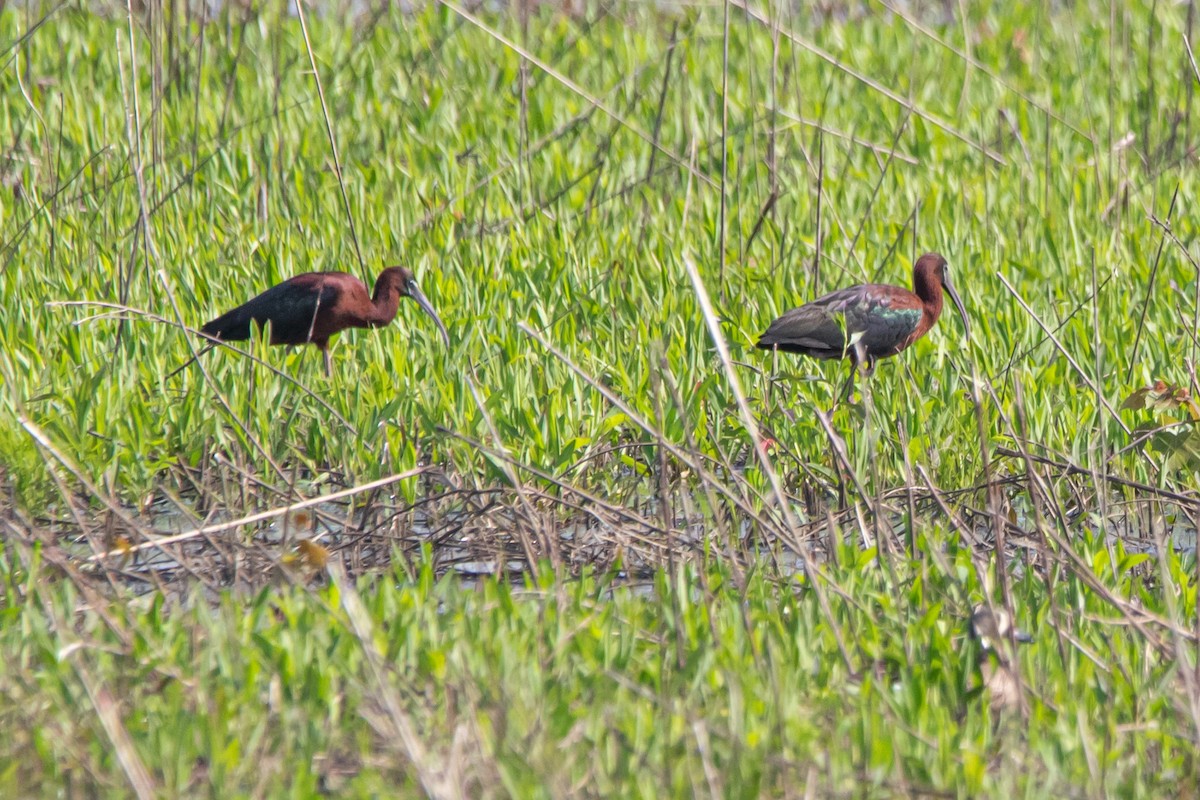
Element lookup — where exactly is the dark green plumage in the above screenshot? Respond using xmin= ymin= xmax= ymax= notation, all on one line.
xmin=756 ymin=286 xmax=924 ymax=364
xmin=755 ymin=252 xmax=970 ymax=399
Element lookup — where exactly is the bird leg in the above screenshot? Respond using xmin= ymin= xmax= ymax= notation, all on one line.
xmin=321 ymin=345 xmax=332 ymax=378
xmin=838 ymin=343 xmax=872 ymax=403
xmin=839 ymin=361 xmax=857 ymax=402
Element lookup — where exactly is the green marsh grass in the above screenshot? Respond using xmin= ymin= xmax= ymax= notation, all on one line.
xmin=1 ymin=0 xmax=1199 ymax=795
xmin=2 ymin=540 xmax=1194 ymax=796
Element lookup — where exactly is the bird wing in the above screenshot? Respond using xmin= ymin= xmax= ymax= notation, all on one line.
xmin=201 ymin=277 xmax=343 ymax=345
xmin=756 ymin=286 xmax=877 ymax=356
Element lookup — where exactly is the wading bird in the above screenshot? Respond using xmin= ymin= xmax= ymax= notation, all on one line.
xmin=200 ymin=266 xmax=449 ymax=376
xmin=968 ymin=604 xmax=1033 ymax=714
xmin=755 ymin=252 xmax=970 ymax=399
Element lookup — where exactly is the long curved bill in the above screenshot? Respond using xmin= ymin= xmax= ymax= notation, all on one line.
xmin=943 ymin=274 xmax=971 ymax=341
xmin=408 ymin=282 xmax=450 ymax=347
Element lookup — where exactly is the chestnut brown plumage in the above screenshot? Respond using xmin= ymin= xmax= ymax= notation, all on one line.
xmin=201 ymin=266 xmax=449 ymax=376
xmin=756 ymin=252 xmax=970 ymax=398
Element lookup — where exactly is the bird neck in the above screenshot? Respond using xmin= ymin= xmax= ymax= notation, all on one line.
xmin=369 ymin=279 xmax=402 ymax=326
xmin=912 ymin=269 xmax=943 ymax=322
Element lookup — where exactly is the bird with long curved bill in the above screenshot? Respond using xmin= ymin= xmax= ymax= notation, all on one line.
xmin=199 ymin=266 xmax=449 ymax=377
xmin=755 ymin=252 xmax=970 ymax=400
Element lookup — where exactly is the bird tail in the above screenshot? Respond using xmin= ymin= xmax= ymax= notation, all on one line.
xmin=200 ymin=307 xmax=253 ymax=341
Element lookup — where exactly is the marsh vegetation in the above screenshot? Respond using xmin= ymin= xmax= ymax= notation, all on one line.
xmin=1 ymin=0 xmax=1198 ymax=795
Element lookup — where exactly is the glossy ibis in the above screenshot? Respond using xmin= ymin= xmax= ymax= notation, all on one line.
xmin=756 ymin=252 xmax=970 ymax=398
xmin=200 ymin=266 xmax=449 ymax=376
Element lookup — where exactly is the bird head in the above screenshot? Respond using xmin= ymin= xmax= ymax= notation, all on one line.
xmin=916 ymin=253 xmax=971 ymax=341
xmin=380 ymin=266 xmax=450 ymax=347
xmin=969 ymin=603 xmax=1033 ymax=651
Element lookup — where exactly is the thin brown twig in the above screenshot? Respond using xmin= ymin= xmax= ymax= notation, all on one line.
xmin=1127 ymin=186 xmax=1180 ymax=382
xmin=730 ymin=0 xmax=1005 ymax=164
xmin=49 ymin=300 xmax=359 ymax=435
xmin=998 ymin=273 xmax=1131 ymax=436
xmin=87 ymin=467 xmax=431 ymax=562
xmin=436 ymin=0 xmax=715 ymax=189
xmin=295 ymin=0 xmax=368 ymax=280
